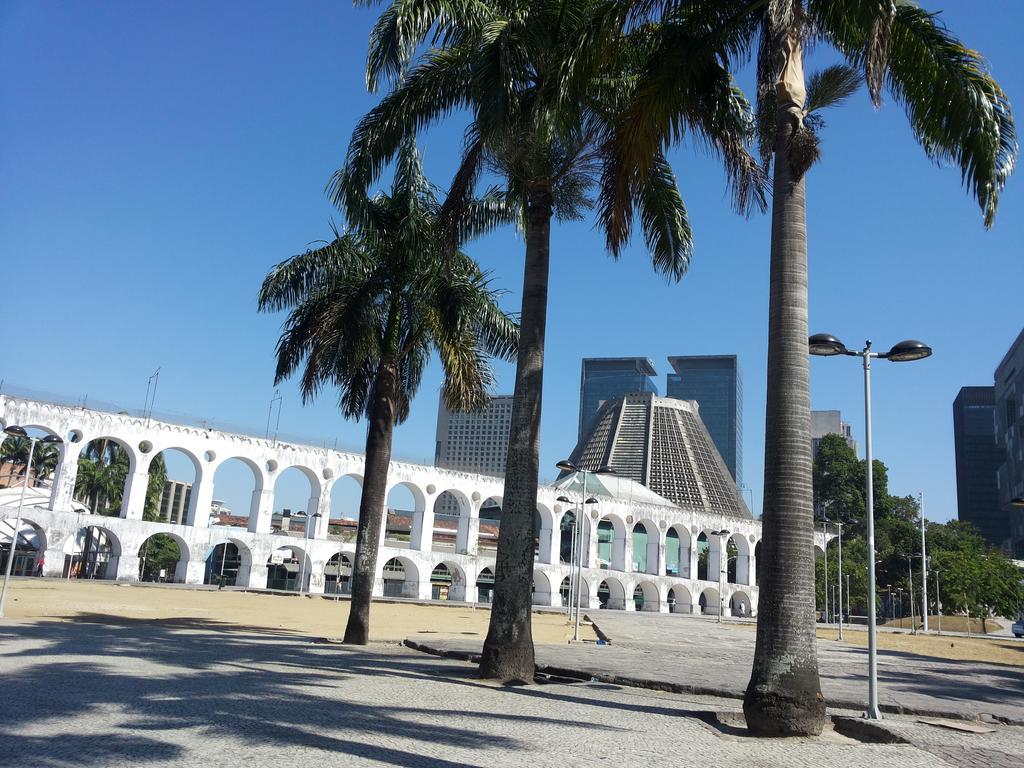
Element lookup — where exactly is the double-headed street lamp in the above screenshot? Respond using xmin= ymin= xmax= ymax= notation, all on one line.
xmin=710 ymin=529 xmax=731 ymax=623
xmin=820 ymin=515 xmax=845 ymax=640
xmin=556 ymin=459 xmax=614 ymax=642
xmin=809 ymin=334 xmax=932 ymax=720
xmin=1 ymin=426 xmax=64 ymax=618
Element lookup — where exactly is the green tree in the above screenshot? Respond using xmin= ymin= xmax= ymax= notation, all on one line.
xmin=143 ymin=453 xmax=168 ymax=522
xmin=259 ymin=141 xmax=518 ymax=645
xmin=74 ymin=440 xmax=131 ymax=516
xmin=342 ymin=0 xmax=762 ymax=682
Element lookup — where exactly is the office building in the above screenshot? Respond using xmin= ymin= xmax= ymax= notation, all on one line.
xmin=995 ymin=329 xmax=1024 ymax=558
xmin=811 ymin=410 xmax=856 ymax=459
xmin=579 ymin=358 xmax=658 ymax=439
xmin=952 ymin=387 xmax=1007 ymax=548
xmin=563 ymin=392 xmax=750 ymax=517
xmin=158 ymin=480 xmax=192 ymax=525
xmin=666 ymin=356 xmax=743 ymax=485
xmin=435 ymin=394 xmax=513 ymax=476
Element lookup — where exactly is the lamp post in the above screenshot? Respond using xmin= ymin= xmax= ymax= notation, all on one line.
xmin=556 ymin=460 xmax=613 ymax=641
xmin=820 ymin=516 xmax=844 ymax=639
xmin=1 ymin=427 xmax=64 ymax=618
xmin=934 ymin=569 xmax=942 ymax=635
xmin=919 ymin=493 xmax=928 ymax=632
xmin=904 ymin=552 xmax=917 ymax=634
xmin=710 ymin=529 xmax=731 ymax=623
xmin=809 ymin=334 xmax=932 ymax=720
xmin=821 ymin=519 xmax=829 ymax=625
xmin=298 ymin=511 xmax=321 ymax=596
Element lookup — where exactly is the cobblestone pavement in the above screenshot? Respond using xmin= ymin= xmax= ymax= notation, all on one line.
xmin=410 ymin=612 xmax=1024 ymax=724
xmin=3 ymin=617 xmax=1017 ymax=768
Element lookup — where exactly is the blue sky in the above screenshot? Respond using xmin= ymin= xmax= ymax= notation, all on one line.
xmin=2 ymin=1 xmax=1021 ymax=522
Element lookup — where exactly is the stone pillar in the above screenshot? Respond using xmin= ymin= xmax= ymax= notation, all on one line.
xmin=308 ymin=558 xmax=326 ymax=594
xmin=184 ymin=561 xmax=205 ymax=581
xmin=314 ymin=490 xmax=331 ymax=539
xmin=188 ymin=476 xmax=214 ymax=528
xmin=246 ymin=559 xmax=268 ymax=589
xmin=539 ymin=519 xmax=557 ymax=565
xmin=116 ymin=555 xmax=142 ymax=582
xmin=618 ymin=528 xmax=630 ymax=572
xmin=411 ymin=494 xmax=436 ymax=552
xmin=458 ymin=514 xmax=479 ymax=556
xmin=49 ymin=444 xmax=82 ymax=511
xmin=687 ymin=543 xmax=698 ymax=581
xmin=122 ymin=469 xmax=151 ymax=520
xmin=248 ymin=488 xmax=275 ymax=533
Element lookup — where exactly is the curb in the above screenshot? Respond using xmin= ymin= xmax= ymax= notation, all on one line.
xmin=402 ymin=637 xmax=1024 ymax=727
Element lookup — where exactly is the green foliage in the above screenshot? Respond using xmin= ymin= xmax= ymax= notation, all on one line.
xmin=143 ymin=453 xmax=168 ymax=523
xmin=139 ymin=533 xmax=181 ymax=581
xmin=74 ymin=440 xmax=130 ymax=516
xmin=813 ymin=441 xmax=1023 ymax=623
xmin=260 ymin=141 xmax=518 ymax=420
xmin=0 ymin=436 xmax=61 ymax=485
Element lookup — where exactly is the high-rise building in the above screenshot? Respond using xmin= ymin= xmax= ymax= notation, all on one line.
xmin=159 ymin=480 xmax=192 ymax=525
xmin=564 ymin=392 xmax=750 ymax=517
xmin=952 ymin=386 xmax=1007 ymax=549
xmin=435 ymin=394 xmax=513 ymax=476
xmin=665 ymin=356 xmax=742 ymax=485
xmin=995 ymin=328 xmax=1024 ymax=558
xmin=579 ymin=358 xmax=658 ymax=439
xmin=810 ymin=410 xmax=856 ymax=459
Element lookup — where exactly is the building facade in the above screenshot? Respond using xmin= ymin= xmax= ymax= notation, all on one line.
xmin=158 ymin=479 xmax=193 ymax=525
xmin=665 ymin=356 xmax=742 ymax=485
xmin=434 ymin=394 xmax=513 ymax=475
xmin=811 ymin=410 xmax=856 ymax=459
xmin=579 ymin=358 xmax=658 ymax=439
xmin=952 ymin=386 xmax=1007 ymax=549
xmin=995 ymin=329 xmax=1024 ymax=558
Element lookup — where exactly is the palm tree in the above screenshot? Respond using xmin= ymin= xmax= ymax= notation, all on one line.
xmin=616 ymin=0 xmax=1015 ymax=735
xmin=340 ymin=0 xmax=764 ymax=682
xmin=259 ymin=141 xmax=518 ymax=644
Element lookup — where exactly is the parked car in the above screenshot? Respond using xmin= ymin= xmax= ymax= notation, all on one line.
xmin=1013 ymin=619 xmax=1024 ymax=638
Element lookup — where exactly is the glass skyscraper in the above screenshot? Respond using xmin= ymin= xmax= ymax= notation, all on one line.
xmin=952 ymin=386 xmax=1007 ymax=549
xmin=995 ymin=328 xmax=1024 ymax=558
xmin=578 ymin=358 xmax=658 ymax=439
xmin=665 ymin=355 xmax=742 ymax=486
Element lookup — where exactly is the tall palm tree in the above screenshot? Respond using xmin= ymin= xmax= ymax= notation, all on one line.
xmin=617 ymin=0 xmax=1015 ymax=735
xmin=340 ymin=0 xmax=764 ymax=682
xmin=259 ymin=141 xmax=518 ymax=644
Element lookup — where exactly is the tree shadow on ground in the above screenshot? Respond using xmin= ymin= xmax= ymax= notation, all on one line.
xmin=0 ymin=617 xmax=614 ymax=768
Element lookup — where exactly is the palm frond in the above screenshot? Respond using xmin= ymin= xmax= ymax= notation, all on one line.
xmin=804 ymin=64 xmax=861 ymax=115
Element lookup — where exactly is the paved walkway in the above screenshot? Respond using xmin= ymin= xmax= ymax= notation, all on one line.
xmin=2 ymin=616 xmax=1020 ymax=767
xmin=408 ymin=612 xmax=1024 ymax=724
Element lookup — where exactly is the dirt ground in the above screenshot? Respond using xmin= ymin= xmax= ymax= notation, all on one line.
xmin=1 ymin=579 xmax=593 ymax=643
xmin=728 ymin=618 xmax=1023 ymax=666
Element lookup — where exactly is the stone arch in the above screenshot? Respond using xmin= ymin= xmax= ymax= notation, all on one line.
xmin=146 ymin=446 xmax=202 ymax=525
xmin=558 ymin=508 xmax=578 ymax=565
xmin=668 ymin=584 xmax=693 ymax=614
xmin=210 ymin=456 xmax=265 ymax=529
xmin=476 ymin=565 xmax=495 ymax=604
xmin=324 ymin=551 xmax=353 ymax=595
xmin=430 ymin=488 xmax=470 ymax=553
xmin=535 ymin=502 xmax=555 ymax=564
xmin=271 ymin=465 xmax=322 ymax=535
xmin=430 ymin=560 xmax=468 ymax=601
xmin=0 ymin=424 xmax=62 ymax=495
xmin=477 ymin=495 xmax=503 ymax=555
xmin=532 ymin=568 xmax=554 ymax=606
xmin=266 ymin=543 xmax=311 ymax=592
xmin=698 ymin=586 xmax=721 ymax=616
xmin=730 ymin=589 xmax=752 ymax=618
xmin=73 ymin=436 xmax=137 ymax=517
xmin=204 ymin=538 xmax=252 ymax=587
xmin=633 ymin=580 xmax=661 ymax=612
xmin=137 ymin=531 xmax=189 ymax=582
xmin=66 ymin=524 xmax=122 ymax=580
xmin=665 ymin=524 xmax=691 ymax=577
xmin=0 ymin=516 xmax=46 ymax=577
xmin=727 ymin=533 xmax=751 ymax=585
xmin=631 ymin=518 xmax=660 ymax=574
xmin=596 ymin=514 xmax=627 ymax=571
xmin=381 ymin=555 xmax=420 ymax=599
xmin=597 ymin=576 xmax=627 ymax=610
xmin=386 ymin=481 xmax=426 ymax=549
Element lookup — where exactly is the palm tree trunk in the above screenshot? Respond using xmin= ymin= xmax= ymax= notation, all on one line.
xmin=743 ymin=28 xmax=826 ymax=737
xmin=343 ymin=359 xmax=399 ymax=645
xmin=479 ymin=184 xmax=552 ymax=682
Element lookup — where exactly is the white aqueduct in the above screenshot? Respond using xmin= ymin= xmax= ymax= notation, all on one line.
xmin=0 ymin=394 xmax=789 ymax=615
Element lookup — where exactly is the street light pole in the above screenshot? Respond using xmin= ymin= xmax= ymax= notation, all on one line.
xmin=822 ymin=519 xmax=829 ymax=625
xmin=809 ymin=334 xmax=932 ymax=721
xmin=934 ymin=569 xmax=942 ymax=635
xmin=906 ymin=553 xmax=916 ymax=634
xmin=711 ymin=529 xmax=730 ymax=623
xmin=836 ymin=520 xmax=843 ymax=640
xmin=1 ymin=427 xmax=63 ymax=618
xmin=919 ymin=493 xmax=929 ymax=632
